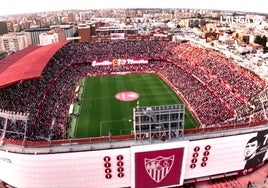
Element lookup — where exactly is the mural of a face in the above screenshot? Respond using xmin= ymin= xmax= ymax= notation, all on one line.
xmin=244 ymin=140 xmax=258 ymax=160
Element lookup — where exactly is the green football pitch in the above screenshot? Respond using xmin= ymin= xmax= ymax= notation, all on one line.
xmin=71 ymin=73 xmax=198 ymax=138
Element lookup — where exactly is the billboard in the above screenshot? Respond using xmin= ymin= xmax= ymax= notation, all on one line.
xmin=0 ymin=148 xmax=131 ymax=188
xmin=131 ymin=141 xmax=189 ymax=188
xmin=184 ymin=129 xmax=268 ymax=179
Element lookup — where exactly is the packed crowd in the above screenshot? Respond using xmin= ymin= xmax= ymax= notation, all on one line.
xmin=0 ymin=40 xmax=266 ymax=141
xmin=157 ymin=60 xmax=234 ymax=126
xmin=171 ymin=43 xmax=265 ymax=108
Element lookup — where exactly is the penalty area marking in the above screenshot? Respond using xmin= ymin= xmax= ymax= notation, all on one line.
xmin=115 ymin=91 xmax=139 ymax=102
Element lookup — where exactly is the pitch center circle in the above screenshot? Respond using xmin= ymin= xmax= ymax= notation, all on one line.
xmin=115 ymin=91 xmax=139 ymax=101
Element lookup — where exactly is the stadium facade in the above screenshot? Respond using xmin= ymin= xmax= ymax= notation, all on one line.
xmin=0 ymin=126 xmax=267 ymax=187
xmin=0 ymin=39 xmax=267 ymax=187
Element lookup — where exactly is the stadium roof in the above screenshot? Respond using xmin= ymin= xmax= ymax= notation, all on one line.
xmin=0 ymin=45 xmax=41 ymax=73
xmin=0 ymin=40 xmax=69 ymax=88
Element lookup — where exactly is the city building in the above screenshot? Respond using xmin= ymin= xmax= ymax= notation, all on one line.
xmin=39 ymin=32 xmax=59 ymax=46
xmin=0 ymin=21 xmax=8 ymax=35
xmin=25 ymin=28 xmax=51 ymax=45
xmin=78 ymin=24 xmax=91 ymax=42
xmin=50 ymin=25 xmax=77 ymax=40
xmin=0 ymin=32 xmax=29 ymax=52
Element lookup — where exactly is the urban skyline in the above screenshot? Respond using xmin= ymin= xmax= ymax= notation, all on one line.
xmin=0 ymin=0 xmax=268 ymax=16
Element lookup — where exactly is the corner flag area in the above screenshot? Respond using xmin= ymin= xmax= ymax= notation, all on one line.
xmin=69 ymin=73 xmax=198 ymax=138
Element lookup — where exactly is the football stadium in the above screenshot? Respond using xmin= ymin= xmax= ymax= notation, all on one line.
xmin=0 ymin=39 xmax=267 ymax=187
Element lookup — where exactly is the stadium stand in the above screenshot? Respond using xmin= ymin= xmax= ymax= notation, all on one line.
xmin=0 ymin=40 xmax=267 ymax=143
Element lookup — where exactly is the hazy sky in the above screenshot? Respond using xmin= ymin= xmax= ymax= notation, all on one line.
xmin=0 ymin=0 xmax=267 ymax=16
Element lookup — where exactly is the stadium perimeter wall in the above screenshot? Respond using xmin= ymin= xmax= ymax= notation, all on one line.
xmin=0 ymin=127 xmax=267 ymax=188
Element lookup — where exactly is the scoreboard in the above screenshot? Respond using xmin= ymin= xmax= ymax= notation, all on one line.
xmin=0 ymin=128 xmax=267 ymax=187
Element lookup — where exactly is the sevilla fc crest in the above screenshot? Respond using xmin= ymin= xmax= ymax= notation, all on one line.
xmin=145 ymin=155 xmax=174 ymax=183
